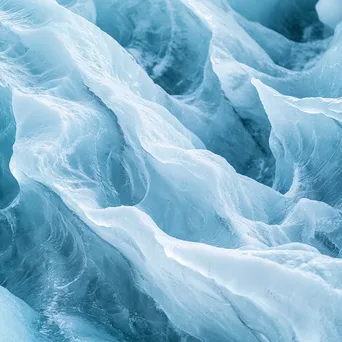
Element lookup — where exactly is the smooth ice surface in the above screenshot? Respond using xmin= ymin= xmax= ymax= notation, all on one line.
xmin=0 ymin=286 xmax=45 ymax=341
xmin=1 ymin=0 xmax=342 ymax=341
xmin=316 ymin=0 xmax=342 ymax=29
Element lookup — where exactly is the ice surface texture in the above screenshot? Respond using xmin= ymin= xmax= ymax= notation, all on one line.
xmin=1 ymin=0 xmax=342 ymax=341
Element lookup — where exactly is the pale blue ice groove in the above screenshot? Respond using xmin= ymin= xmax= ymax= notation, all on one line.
xmin=1 ymin=0 xmax=342 ymax=341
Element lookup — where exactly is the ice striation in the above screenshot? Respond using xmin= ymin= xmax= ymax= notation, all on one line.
xmin=1 ymin=0 xmax=342 ymax=341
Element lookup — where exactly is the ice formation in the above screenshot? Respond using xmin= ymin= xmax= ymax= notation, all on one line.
xmin=316 ymin=0 xmax=342 ymax=29
xmin=1 ymin=0 xmax=342 ymax=341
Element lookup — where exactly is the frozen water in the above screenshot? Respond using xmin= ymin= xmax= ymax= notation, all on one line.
xmin=1 ymin=0 xmax=342 ymax=341
xmin=316 ymin=0 xmax=342 ymax=29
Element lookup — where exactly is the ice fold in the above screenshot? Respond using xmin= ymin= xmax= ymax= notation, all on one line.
xmin=316 ymin=0 xmax=342 ymax=29
xmin=254 ymin=78 xmax=342 ymax=207
xmin=1 ymin=0 xmax=342 ymax=341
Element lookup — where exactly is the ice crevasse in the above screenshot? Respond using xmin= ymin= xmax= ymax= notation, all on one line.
xmin=1 ymin=0 xmax=342 ymax=341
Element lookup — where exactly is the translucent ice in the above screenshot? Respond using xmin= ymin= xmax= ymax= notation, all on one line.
xmin=0 ymin=286 xmax=45 ymax=342
xmin=316 ymin=0 xmax=342 ymax=29
xmin=1 ymin=0 xmax=342 ymax=341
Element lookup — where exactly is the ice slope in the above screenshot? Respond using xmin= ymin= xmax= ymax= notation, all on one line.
xmin=0 ymin=286 xmax=46 ymax=341
xmin=254 ymin=79 xmax=342 ymax=206
xmin=1 ymin=0 xmax=342 ymax=341
xmin=82 ymin=0 xmax=333 ymax=185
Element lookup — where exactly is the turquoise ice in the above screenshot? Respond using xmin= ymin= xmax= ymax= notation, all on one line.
xmin=1 ymin=0 xmax=342 ymax=341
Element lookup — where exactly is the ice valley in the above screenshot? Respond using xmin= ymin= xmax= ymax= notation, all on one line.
xmin=1 ymin=0 xmax=342 ymax=341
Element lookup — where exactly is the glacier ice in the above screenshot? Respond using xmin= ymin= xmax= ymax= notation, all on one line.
xmin=316 ymin=0 xmax=342 ymax=29
xmin=0 ymin=285 xmax=45 ymax=341
xmin=1 ymin=0 xmax=342 ymax=341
